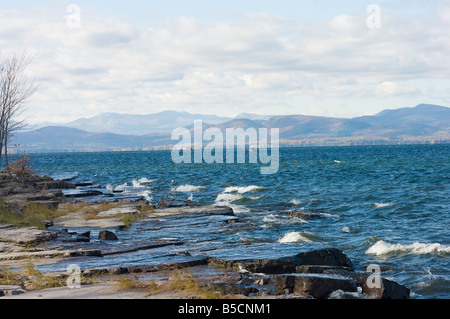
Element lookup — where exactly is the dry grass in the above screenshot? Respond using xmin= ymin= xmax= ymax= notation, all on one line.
xmin=1 ymin=262 xmax=101 ymax=290
xmin=115 ymin=268 xmax=222 ymax=299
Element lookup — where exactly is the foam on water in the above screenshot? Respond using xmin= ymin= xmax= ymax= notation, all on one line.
xmin=371 ymin=202 xmax=395 ymax=208
xmin=171 ymin=185 xmax=206 ymax=192
xmin=215 ymin=193 xmax=261 ymax=202
xmin=289 ymin=199 xmax=302 ymax=206
xmin=224 ymin=185 xmax=265 ymax=193
xmin=366 ymin=240 xmax=450 ymax=256
xmin=138 ymin=177 xmax=155 ymax=184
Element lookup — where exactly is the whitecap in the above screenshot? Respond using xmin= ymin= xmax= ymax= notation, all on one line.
xmin=342 ymin=226 xmax=351 ymax=233
xmin=138 ymin=177 xmax=156 ymax=184
xmin=366 ymin=240 xmax=450 ymax=256
xmin=224 ymin=185 xmax=265 ymax=194
xmin=215 ymin=193 xmax=261 ymax=202
xmin=373 ymin=202 xmax=394 ymax=208
xmin=277 ymin=231 xmax=319 ymax=244
xmin=171 ymin=185 xmax=206 ymax=193
xmin=289 ymin=199 xmax=302 ymax=206
xmin=137 ymin=190 xmax=152 ymax=202
xmin=114 ymin=183 xmax=129 ymax=191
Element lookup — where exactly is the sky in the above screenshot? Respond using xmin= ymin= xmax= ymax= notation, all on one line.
xmin=1 ymin=0 xmax=449 ymax=124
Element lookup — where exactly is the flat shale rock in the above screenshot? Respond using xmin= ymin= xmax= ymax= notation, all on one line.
xmin=0 ymin=226 xmax=57 ymax=245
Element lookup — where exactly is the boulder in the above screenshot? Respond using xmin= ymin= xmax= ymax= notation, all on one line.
xmin=274 ymin=274 xmax=358 ymax=299
xmin=98 ymin=230 xmax=119 ymax=241
xmin=236 ymin=248 xmax=354 ymax=274
xmin=362 ymin=277 xmax=410 ymax=299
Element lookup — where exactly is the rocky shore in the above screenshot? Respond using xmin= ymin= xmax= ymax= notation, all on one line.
xmin=0 ymin=172 xmax=411 ymax=299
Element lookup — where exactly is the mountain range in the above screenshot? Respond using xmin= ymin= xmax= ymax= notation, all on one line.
xmin=14 ymin=104 xmax=450 ymax=152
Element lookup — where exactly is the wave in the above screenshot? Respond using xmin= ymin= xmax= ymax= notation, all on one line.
xmin=263 ymin=214 xmax=308 ymax=225
xmin=137 ymin=190 xmax=153 ymax=202
xmin=373 ymin=202 xmax=394 ymax=208
xmin=171 ymin=185 xmax=206 ymax=193
xmin=138 ymin=177 xmax=156 ymax=184
xmin=223 ymin=185 xmax=265 ymax=194
xmin=215 ymin=193 xmax=261 ymax=203
xmin=277 ymin=231 xmax=321 ymax=244
xmin=366 ymin=240 xmax=450 ymax=256
xmin=288 ymin=199 xmax=302 ymax=206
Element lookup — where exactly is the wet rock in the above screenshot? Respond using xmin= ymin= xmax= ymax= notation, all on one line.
xmin=232 ymin=248 xmax=354 ymax=274
xmin=274 ymin=274 xmax=358 ymax=299
xmin=296 ymin=265 xmax=353 ymax=274
xmin=35 ymin=180 xmax=76 ymax=190
xmin=98 ymin=230 xmax=119 ymax=241
xmin=285 ymin=210 xmax=326 ymax=219
xmin=362 ymin=277 xmax=410 ymax=299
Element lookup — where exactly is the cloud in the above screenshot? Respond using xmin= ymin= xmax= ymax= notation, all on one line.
xmin=375 ymin=82 xmax=420 ymax=97
xmin=0 ymin=3 xmax=449 ymax=122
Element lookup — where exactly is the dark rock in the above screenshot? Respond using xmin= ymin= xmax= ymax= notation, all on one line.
xmin=362 ymin=277 xmax=410 ymax=299
xmin=208 ymin=283 xmax=250 ymax=296
xmin=98 ymin=230 xmax=119 ymax=241
xmin=35 ymin=180 xmax=76 ymax=190
xmin=79 ymin=231 xmax=91 ymax=238
xmin=274 ymin=274 xmax=358 ymax=299
xmin=296 ymin=265 xmax=353 ymax=274
xmin=235 ymin=248 xmax=354 ymax=274
xmin=65 ymin=190 xmax=104 ymax=198
xmin=285 ymin=210 xmax=327 ymax=219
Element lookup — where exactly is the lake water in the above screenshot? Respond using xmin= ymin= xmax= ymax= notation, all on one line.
xmin=28 ymin=144 xmax=449 ymax=299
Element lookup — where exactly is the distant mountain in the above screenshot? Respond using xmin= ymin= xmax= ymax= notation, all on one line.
xmin=14 ymin=104 xmax=450 ymax=152
xmin=234 ymin=113 xmax=274 ymax=121
xmin=60 ymin=111 xmax=232 ymax=135
xmin=13 ymin=126 xmax=171 ymax=152
xmin=354 ymin=104 xmax=450 ymax=136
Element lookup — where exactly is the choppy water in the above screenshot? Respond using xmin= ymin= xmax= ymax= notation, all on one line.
xmin=28 ymin=145 xmax=449 ymax=299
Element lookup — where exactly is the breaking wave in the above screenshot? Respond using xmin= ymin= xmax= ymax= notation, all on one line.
xmin=277 ymin=231 xmax=322 ymax=244
xmin=224 ymin=185 xmax=265 ymax=193
xmin=366 ymin=240 xmax=450 ymax=256
xmin=171 ymin=185 xmax=206 ymax=193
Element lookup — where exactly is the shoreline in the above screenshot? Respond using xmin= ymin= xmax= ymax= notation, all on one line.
xmin=0 ymin=171 xmax=411 ymax=299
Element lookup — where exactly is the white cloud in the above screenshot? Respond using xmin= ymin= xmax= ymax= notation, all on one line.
xmin=0 ymin=3 xmax=449 ymax=123
xmin=375 ymin=82 xmax=420 ymax=97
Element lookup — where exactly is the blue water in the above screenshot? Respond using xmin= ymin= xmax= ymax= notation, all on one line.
xmin=27 ymin=145 xmax=449 ymax=299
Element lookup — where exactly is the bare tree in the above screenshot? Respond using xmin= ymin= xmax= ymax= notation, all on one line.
xmin=0 ymin=52 xmax=36 ymax=167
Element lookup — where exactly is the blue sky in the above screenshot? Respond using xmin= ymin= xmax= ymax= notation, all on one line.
xmin=1 ymin=0 xmax=449 ymax=123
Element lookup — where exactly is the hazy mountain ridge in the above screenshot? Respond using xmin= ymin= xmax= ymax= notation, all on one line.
xmin=14 ymin=104 xmax=450 ymax=152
